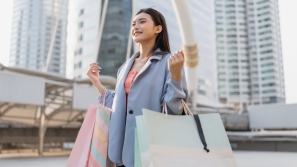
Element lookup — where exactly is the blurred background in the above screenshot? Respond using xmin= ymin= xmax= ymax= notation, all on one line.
xmin=0 ymin=0 xmax=296 ymax=166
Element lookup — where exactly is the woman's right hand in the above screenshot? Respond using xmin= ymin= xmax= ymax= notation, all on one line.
xmin=86 ymin=62 xmax=101 ymax=84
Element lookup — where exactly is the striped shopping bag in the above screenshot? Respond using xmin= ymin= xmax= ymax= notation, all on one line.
xmin=86 ymin=103 xmax=115 ymax=167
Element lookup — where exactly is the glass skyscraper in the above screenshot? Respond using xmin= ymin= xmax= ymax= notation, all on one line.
xmin=9 ymin=0 xmax=68 ymax=76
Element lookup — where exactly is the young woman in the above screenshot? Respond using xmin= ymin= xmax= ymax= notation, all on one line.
xmin=87 ymin=8 xmax=188 ymax=167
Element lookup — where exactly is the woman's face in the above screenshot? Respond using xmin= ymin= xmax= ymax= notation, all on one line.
xmin=131 ymin=13 xmax=162 ymax=43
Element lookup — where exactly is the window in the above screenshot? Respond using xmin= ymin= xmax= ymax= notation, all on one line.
xmin=257 ymin=0 xmax=269 ymax=5
xmin=198 ymin=90 xmax=206 ymax=95
xmin=262 ymin=76 xmax=275 ymax=81
xmin=78 ymin=22 xmax=83 ymax=28
xmin=261 ymin=63 xmax=274 ymax=67
xmin=257 ymin=6 xmax=269 ymax=11
xmin=259 ymin=30 xmax=271 ymax=35
xmin=261 ymin=69 xmax=274 ymax=74
xmin=79 ymin=9 xmax=84 ymax=16
xmin=259 ymin=24 xmax=271 ymax=29
xmin=79 ymin=34 xmax=83 ymax=41
xmin=262 ymin=90 xmax=276 ymax=94
xmin=78 ymin=48 xmax=83 ymax=54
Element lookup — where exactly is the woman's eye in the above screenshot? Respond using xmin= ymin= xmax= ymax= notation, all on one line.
xmin=132 ymin=24 xmax=135 ymax=27
xmin=140 ymin=21 xmax=145 ymax=23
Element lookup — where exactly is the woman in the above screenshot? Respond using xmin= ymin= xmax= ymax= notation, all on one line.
xmin=87 ymin=8 xmax=188 ymax=167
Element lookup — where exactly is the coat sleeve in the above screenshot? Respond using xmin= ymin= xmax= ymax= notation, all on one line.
xmin=161 ymin=67 xmax=188 ymax=115
xmin=97 ymin=63 xmax=126 ymax=109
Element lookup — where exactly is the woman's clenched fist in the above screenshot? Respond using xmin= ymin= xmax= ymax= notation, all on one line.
xmin=167 ymin=50 xmax=184 ymax=82
xmin=86 ymin=62 xmax=101 ymax=84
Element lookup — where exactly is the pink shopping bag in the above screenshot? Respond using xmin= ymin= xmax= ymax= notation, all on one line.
xmin=86 ymin=102 xmax=116 ymax=167
xmin=66 ymin=104 xmax=97 ymax=167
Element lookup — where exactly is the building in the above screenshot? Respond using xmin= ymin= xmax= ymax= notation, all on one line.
xmin=215 ymin=0 xmax=285 ymax=109
xmin=72 ymin=0 xmax=132 ymax=79
xmin=9 ymin=0 xmax=68 ymax=76
xmin=136 ymin=0 xmax=218 ymax=102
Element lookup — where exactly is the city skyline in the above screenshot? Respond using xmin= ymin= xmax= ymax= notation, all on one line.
xmin=0 ymin=0 xmax=297 ymax=103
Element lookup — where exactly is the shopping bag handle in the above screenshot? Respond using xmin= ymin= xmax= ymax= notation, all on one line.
xmin=162 ymin=100 xmax=193 ymax=117
xmin=162 ymin=100 xmax=209 ymax=153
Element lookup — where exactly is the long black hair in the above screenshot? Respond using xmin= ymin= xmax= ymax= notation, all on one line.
xmin=136 ymin=8 xmax=171 ymax=54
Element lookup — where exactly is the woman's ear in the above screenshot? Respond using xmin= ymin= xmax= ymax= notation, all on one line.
xmin=155 ymin=25 xmax=162 ymax=34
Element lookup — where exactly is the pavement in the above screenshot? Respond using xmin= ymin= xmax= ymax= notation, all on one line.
xmin=0 ymin=151 xmax=296 ymax=167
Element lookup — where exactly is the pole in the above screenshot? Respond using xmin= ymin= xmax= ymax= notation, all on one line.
xmin=171 ymin=0 xmax=199 ymax=110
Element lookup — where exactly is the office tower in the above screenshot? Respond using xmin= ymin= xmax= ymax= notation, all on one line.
xmin=136 ymin=0 xmax=218 ymax=102
xmin=9 ymin=0 xmax=68 ymax=75
xmin=215 ymin=0 xmax=285 ymax=109
xmin=72 ymin=0 xmax=132 ymax=79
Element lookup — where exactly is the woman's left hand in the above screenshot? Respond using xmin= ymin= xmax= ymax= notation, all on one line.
xmin=167 ymin=50 xmax=185 ymax=82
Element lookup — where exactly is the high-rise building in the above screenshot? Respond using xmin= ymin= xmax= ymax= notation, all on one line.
xmin=215 ymin=0 xmax=285 ymax=109
xmin=136 ymin=0 xmax=218 ymax=102
xmin=9 ymin=0 xmax=68 ymax=76
xmin=72 ymin=0 xmax=132 ymax=79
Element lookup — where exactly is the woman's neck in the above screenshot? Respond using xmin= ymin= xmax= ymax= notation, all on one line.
xmin=138 ymin=40 xmax=155 ymax=59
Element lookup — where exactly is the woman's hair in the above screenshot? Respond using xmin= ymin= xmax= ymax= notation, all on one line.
xmin=136 ymin=8 xmax=171 ymax=54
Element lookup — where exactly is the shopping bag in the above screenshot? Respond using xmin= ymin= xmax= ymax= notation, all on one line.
xmin=67 ymin=104 xmax=97 ymax=167
xmin=86 ymin=102 xmax=115 ymax=167
xmin=67 ymin=94 xmax=116 ymax=167
xmin=135 ymin=100 xmax=237 ymax=167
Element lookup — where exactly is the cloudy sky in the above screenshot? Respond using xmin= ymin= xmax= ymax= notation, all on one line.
xmin=0 ymin=0 xmax=296 ymax=104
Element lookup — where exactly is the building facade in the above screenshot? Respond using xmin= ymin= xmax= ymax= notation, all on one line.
xmin=9 ymin=0 xmax=68 ymax=76
xmin=72 ymin=0 xmax=132 ymax=79
xmin=215 ymin=0 xmax=285 ymax=109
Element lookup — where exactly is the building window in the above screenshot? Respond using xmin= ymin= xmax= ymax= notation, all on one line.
xmin=79 ymin=22 xmax=83 ymax=28
xmin=78 ymin=48 xmax=83 ymax=54
xmin=79 ymin=34 xmax=83 ymax=41
xmin=79 ymin=9 xmax=84 ymax=16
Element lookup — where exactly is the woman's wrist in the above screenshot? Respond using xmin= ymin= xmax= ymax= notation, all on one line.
xmin=170 ymin=72 xmax=182 ymax=82
xmin=93 ymin=80 xmax=106 ymax=95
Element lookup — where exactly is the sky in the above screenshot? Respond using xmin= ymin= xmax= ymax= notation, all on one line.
xmin=0 ymin=0 xmax=296 ymax=104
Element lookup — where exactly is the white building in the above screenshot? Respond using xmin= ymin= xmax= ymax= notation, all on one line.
xmin=9 ymin=0 xmax=68 ymax=76
xmin=215 ymin=0 xmax=285 ymax=110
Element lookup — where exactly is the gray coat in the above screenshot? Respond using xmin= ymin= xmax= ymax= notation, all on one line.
xmin=98 ymin=49 xmax=188 ymax=167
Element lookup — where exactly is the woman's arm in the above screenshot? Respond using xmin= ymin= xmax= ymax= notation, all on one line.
xmin=161 ymin=68 xmax=188 ymax=115
xmin=161 ymin=51 xmax=188 ymax=115
xmin=89 ymin=62 xmax=126 ymax=109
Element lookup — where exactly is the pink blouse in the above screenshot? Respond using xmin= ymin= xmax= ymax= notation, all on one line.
xmin=124 ymin=71 xmax=138 ymax=99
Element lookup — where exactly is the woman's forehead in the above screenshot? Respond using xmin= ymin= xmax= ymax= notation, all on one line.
xmin=133 ymin=13 xmax=151 ymax=22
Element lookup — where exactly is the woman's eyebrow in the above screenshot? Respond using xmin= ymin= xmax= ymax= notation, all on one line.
xmin=133 ymin=18 xmax=147 ymax=23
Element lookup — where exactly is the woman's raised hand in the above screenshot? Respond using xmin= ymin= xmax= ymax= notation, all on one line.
xmin=86 ymin=62 xmax=101 ymax=84
xmin=167 ymin=50 xmax=185 ymax=82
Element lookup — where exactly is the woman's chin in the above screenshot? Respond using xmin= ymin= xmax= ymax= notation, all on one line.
xmin=133 ymin=37 xmax=144 ymax=43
